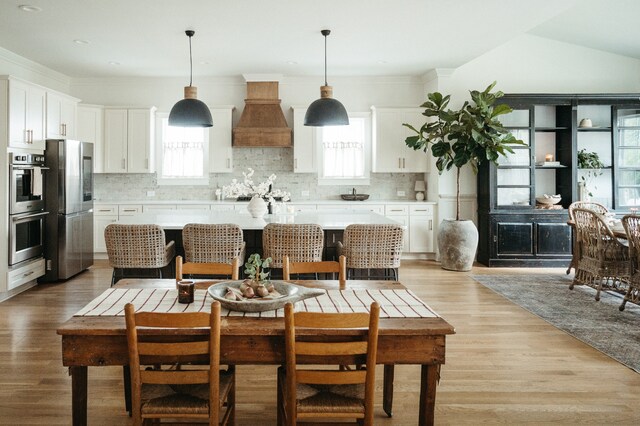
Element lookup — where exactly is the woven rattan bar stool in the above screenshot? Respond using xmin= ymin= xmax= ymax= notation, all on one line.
xmin=567 ymin=201 xmax=609 ymax=274
xmin=183 ymin=223 xmax=246 ymax=265
xmin=104 ymin=224 xmax=176 ymax=285
xmin=570 ymin=208 xmax=630 ymax=301
xmin=621 ymin=215 xmax=640 ymax=311
xmin=262 ymin=223 xmax=324 ymax=268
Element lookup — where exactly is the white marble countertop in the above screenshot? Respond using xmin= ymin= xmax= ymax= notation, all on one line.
xmin=95 ymin=199 xmax=437 ymax=205
xmin=115 ymin=211 xmax=403 ymax=230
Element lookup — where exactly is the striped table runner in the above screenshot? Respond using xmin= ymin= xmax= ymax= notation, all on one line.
xmin=75 ymin=288 xmax=439 ymax=319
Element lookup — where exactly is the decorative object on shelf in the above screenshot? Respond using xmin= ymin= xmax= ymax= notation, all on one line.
xmin=222 ymin=168 xmax=291 ymax=217
xmin=535 ymin=194 xmax=562 ymax=205
xmin=168 ymin=30 xmax=213 ymax=128
xmin=304 ymin=29 xmax=349 ymax=127
xmin=415 ymin=180 xmax=426 ymax=201
xmin=579 ymin=118 xmax=593 ymax=128
xmin=545 ymin=153 xmax=554 ymax=162
xmin=403 ymin=81 xmax=524 ymax=271
xmin=577 ymin=149 xmax=604 ymax=199
xmin=341 ymin=187 xmax=369 ymax=201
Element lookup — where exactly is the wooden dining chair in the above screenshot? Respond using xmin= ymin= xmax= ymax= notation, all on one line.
xmin=277 ymin=301 xmax=380 ymax=426
xmin=620 ymin=214 xmax=640 ymax=311
xmin=282 ymin=255 xmax=347 ymax=287
xmin=570 ymin=207 xmax=630 ymax=301
xmin=176 ymin=255 xmax=240 ymax=281
xmin=125 ymin=301 xmax=235 ymax=426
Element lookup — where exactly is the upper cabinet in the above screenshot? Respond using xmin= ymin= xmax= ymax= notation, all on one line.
xmin=371 ymin=107 xmax=430 ymax=173
xmin=104 ymin=107 xmax=156 ymax=173
xmin=6 ymin=77 xmax=46 ymax=151
xmin=77 ymin=104 xmax=104 ymax=173
xmin=46 ymin=91 xmax=79 ymax=139
xmin=208 ymin=106 xmax=234 ymax=173
xmin=291 ymin=106 xmax=317 ymax=173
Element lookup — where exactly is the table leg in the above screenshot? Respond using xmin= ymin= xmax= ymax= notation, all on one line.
xmin=418 ymin=364 xmax=438 ymax=426
xmin=123 ymin=365 xmax=132 ymax=416
xmin=70 ymin=366 xmax=88 ymax=426
xmin=383 ymin=364 xmax=394 ymax=417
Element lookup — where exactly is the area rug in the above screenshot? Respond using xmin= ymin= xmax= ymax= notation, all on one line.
xmin=470 ymin=274 xmax=640 ymax=373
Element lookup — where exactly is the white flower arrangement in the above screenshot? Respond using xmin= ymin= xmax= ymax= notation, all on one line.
xmin=222 ymin=168 xmax=291 ymax=204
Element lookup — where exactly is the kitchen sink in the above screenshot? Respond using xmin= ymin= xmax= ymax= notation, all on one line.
xmin=341 ymin=194 xmax=370 ymax=201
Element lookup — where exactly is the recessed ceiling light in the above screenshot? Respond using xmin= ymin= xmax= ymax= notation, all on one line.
xmin=74 ymin=39 xmax=90 ymax=45
xmin=18 ymin=5 xmax=42 ymax=12
xmin=108 ymin=61 xmax=120 ymax=66
xmin=286 ymin=61 xmax=298 ymax=65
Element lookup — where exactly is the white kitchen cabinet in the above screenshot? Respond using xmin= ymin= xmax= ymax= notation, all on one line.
xmin=177 ymin=204 xmax=210 ymax=211
xmin=385 ymin=205 xmax=410 ymax=253
xmin=77 ymin=104 xmax=104 ymax=173
xmin=286 ymin=203 xmax=317 ymax=213
xmin=371 ymin=107 xmax=429 ymax=173
xmin=7 ymin=258 xmax=45 ymax=291
xmin=211 ymin=204 xmax=235 ymax=212
xmin=291 ymin=106 xmax=317 ymax=173
xmin=143 ymin=204 xmax=176 ymax=212
xmin=118 ymin=204 xmax=143 ymax=216
xmin=409 ymin=204 xmax=434 ymax=253
xmin=104 ymin=107 xmax=156 ymax=173
xmin=7 ymin=78 xmax=46 ymax=150
xmin=46 ymin=91 xmax=78 ymax=139
xmin=318 ymin=204 xmax=385 ymax=215
xmin=93 ymin=204 xmax=118 ymax=253
xmin=209 ymin=106 xmax=234 ymax=173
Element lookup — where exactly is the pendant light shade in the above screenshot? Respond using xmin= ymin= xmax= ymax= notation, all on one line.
xmin=168 ymin=30 xmax=213 ymax=127
xmin=304 ymin=29 xmax=349 ymax=126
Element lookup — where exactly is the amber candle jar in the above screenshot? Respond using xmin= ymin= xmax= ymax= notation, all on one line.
xmin=177 ymin=280 xmax=195 ymax=304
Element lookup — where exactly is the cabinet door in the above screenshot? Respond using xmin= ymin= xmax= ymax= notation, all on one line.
xmin=536 ymin=222 xmax=572 ymax=255
xmin=60 ymin=96 xmax=77 ymax=139
xmin=94 ymin=215 xmax=117 ymax=252
xmin=496 ymin=222 xmax=533 ymax=256
xmin=387 ymin=215 xmax=410 ymax=253
xmin=104 ymin=109 xmax=128 ymax=172
xmin=77 ymin=106 xmax=103 ymax=172
xmin=127 ymin=109 xmax=154 ymax=173
xmin=292 ymin=107 xmax=317 ymax=173
xmin=8 ymin=80 xmax=29 ymax=148
xmin=409 ymin=215 xmax=434 ymax=253
xmin=209 ymin=107 xmax=233 ymax=172
xmin=27 ymin=84 xmax=46 ymax=150
xmin=46 ymin=92 xmax=76 ymax=139
xmin=372 ymin=108 xmax=428 ymax=173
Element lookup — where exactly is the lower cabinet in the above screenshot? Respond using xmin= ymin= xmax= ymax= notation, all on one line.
xmin=478 ymin=211 xmax=572 ymax=267
xmin=94 ymin=204 xmax=118 ymax=253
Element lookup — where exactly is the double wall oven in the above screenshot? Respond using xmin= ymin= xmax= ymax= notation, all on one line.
xmin=9 ymin=153 xmax=48 ymax=266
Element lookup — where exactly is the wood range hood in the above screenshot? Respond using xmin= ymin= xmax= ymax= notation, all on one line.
xmin=233 ymin=80 xmax=292 ymax=147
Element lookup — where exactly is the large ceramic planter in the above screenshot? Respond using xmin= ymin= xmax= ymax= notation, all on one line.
xmin=438 ymin=219 xmax=478 ymax=271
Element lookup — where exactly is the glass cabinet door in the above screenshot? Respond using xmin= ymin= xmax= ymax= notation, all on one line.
xmin=496 ymin=110 xmax=532 ymax=207
xmin=617 ymin=109 xmax=640 ymax=207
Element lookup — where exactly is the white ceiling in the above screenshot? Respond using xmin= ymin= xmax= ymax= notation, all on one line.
xmin=0 ymin=0 xmax=638 ymax=79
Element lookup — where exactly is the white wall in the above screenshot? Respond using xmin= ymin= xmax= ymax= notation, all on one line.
xmin=0 ymin=47 xmax=70 ymax=92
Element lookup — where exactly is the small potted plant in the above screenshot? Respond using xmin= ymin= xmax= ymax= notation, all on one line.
xmin=404 ymin=81 xmax=524 ymax=271
xmin=577 ymin=149 xmax=604 ymax=199
xmin=241 ymin=253 xmax=273 ymax=298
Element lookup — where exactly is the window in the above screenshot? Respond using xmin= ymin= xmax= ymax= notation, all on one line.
xmin=617 ymin=110 xmax=640 ymax=207
xmin=156 ymin=113 xmax=209 ymax=185
xmin=317 ymin=113 xmax=371 ymax=185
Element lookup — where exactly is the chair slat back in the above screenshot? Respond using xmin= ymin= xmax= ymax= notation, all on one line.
xmin=176 ymin=255 xmax=240 ymax=280
xmin=283 ymin=255 xmax=346 ymax=286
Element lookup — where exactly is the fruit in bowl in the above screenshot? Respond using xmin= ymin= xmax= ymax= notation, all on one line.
xmin=535 ymin=194 xmax=562 ymax=205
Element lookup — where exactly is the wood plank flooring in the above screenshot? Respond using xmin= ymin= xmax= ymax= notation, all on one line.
xmin=1 ymin=260 xmax=639 ymax=424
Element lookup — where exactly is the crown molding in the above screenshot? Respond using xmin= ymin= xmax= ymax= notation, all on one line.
xmin=0 ymin=46 xmax=71 ymax=87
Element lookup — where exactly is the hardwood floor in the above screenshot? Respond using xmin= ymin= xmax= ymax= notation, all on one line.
xmin=1 ymin=260 xmax=639 ymax=424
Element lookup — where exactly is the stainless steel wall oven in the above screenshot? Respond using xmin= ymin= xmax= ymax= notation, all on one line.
xmin=8 ymin=153 xmax=48 ymax=265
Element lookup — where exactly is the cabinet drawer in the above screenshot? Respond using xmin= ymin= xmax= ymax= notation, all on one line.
xmin=143 ymin=204 xmax=177 ymax=212
xmin=94 ymin=204 xmax=118 ymax=215
xmin=119 ymin=204 xmax=142 ymax=216
xmin=319 ymin=204 xmax=385 ymax=215
xmin=176 ymin=204 xmax=210 ymax=211
xmin=286 ymin=204 xmax=317 ymax=213
xmin=211 ymin=204 xmax=235 ymax=212
xmin=7 ymin=258 xmax=45 ymax=291
xmin=385 ymin=205 xmax=409 ymax=215
xmin=409 ymin=205 xmax=433 ymax=216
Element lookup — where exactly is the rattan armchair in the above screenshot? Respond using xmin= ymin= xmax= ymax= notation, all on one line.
xmin=183 ymin=223 xmax=246 ymax=265
xmin=277 ymin=302 xmax=380 ymax=426
xmin=262 ymin=223 xmax=324 ymax=268
xmin=104 ymin=224 xmax=175 ymax=285
xmin=620 ymin=215 xmax=640 ymax=311
xmin=337 ymin=224 xmax=404 ymax=280
xmin=570 ymin=208 xmax=630 ymax=301
xmin=567 ymin=201 xmax=609 ymax=274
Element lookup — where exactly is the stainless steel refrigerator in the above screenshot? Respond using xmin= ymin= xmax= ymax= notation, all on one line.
xmin=41 ymin=139 xmax=94 ymax=281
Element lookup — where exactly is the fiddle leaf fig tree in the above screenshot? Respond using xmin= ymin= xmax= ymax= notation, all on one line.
xmin=404 ymin=81 xmax=524 ymax=220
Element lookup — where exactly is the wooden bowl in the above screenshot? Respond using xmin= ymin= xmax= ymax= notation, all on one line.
xmin=535 ymin=195 xmax=561 ymax=205
xmin=207 ymin=280 xmax=324 ymax=312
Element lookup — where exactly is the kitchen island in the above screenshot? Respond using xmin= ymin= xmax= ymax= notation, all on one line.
xmin=115 ymin=210 xmax=404 ymax=261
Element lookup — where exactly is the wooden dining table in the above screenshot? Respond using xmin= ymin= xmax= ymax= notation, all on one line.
xmin=57 ymin=278 xmax=455 ymax=426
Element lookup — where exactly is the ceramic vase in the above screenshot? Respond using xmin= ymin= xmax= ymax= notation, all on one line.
xmin=247 ymin=195 xmax=268 ymax=218
xmin=438 ymin=219 xmax=479 ymax=272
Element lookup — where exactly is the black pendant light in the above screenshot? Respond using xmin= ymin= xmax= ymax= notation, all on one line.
xmin=304 ymin=29 xmax=349 ymax=126
xmin=168 ymin=30 xmax=213 ymax=127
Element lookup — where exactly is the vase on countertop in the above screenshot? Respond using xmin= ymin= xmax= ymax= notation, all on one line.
xmin=247 ymin=195 xmax=268 ymax=218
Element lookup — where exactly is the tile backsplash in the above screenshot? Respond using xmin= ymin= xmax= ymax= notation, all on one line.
xmin=94 ymin=148 xmax=426 ymax=201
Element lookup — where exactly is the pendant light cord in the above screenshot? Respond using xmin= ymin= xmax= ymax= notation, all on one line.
xmin=188 ymin=33 xmax=193 ymax=87
xmin=324 ymin=32 xmax=328 ymax=86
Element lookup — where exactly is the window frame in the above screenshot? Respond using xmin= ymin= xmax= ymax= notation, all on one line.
xmin=155 ymin=112 xmax=210 ymax=186
xmin=316 ymin=112 xmax=372 ymax=186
